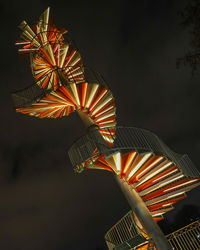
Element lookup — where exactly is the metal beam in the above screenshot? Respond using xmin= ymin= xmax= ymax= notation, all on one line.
xmin=115 ymin=176 xmax=172 ymax=250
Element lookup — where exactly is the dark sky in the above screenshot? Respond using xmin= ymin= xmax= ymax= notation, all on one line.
xmin=0 ymin=0 xmax=200 ymax=249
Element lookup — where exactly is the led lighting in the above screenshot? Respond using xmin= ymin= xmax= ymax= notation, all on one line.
xmin=70 ymin=57 xmax=81 ymax=67
xmin=68 ymin=71 xmax=83 ymax=78
xmin=122 ymin=152 xmax=137 ymax=174
xmin=141 ymin=173 xmax=184 ymax=196
xmin=70 ymin=83 xmax=80 ymax=106
xmin=64 ymin=50 xmax=76 ymax=67
xmin=91 ymin=96 xmax=113 ymax=115
xmin=66 ymin=66 xmax=80 ymax=74
xmin=60 ymin=44 xmax=69 ymax=68
xmin=15 ymin=41 xmax=31 ymax=45
xmin=100 ymin=122 xmax=116 ymax=129
xmin=136 ymin=156 xmax=163 ymax=180
xmin=145 ymin=192 xmax=184 ymax=206
xmin=164 ymin=179 xmax=198 ymax=193
xmin=152 ymin=213 xmax=164 ymax=217
xmin=152 ymin=169 xmax=178 ymax=183
xmin=162 ymin=203 xmax=171 ymax=207
xmin=94 ymin=105 xmax=114 ymax=118
xmin=98 ymin=119 xmax=115 ymax=126
xmin=114 ymin=152 xmax=121 ymax=172
xmin=89 ymin=89 xmax=108 ymax=112
xmin=102 ymin=135 xmax=114 ymax=144
xmin=136 ymin=162 xmax=173 ymax=187
xmin=85 ymin=85 xmax=99 ymax=108
xmin=128 ymin=153 xmax=152 ymax=179
xmin=167 ymin=192 xmax=185 ymax=199
xmin=157 ymin=174 xmax=184 ymax=188
xmin=18 ymin=48 xmax=39 ymax=52
xmin=35 ymin=68 xmax=50 ymax=75
xmin=95 ymin=111 xmax=115 ymax=122
xmin=81 ymin=82 xmax=88 ymax=107
xmin=99 ymin=130 xmax=113 ymax=135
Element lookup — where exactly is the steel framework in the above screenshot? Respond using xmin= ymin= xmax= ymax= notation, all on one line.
xmin=12 ymin=7 xmax=200 ymax=250
xmin=105 ymin=212 xmax=200 ymax=250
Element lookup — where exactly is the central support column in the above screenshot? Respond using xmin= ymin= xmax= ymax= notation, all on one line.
xmin=74 ymin=115 xmax=171 ymax=249
xmin=115 ymin=176 xmax=171 ymax=250
xmin=77 ymin=110 xmax=94 ymax=128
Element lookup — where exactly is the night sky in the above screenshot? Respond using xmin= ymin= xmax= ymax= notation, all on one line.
xmin=0 ymin=0 xmax=200 ymax=249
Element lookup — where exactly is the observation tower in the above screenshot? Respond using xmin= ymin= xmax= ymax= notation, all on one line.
xmin=12 ymin=8 xmax=200 ymax=250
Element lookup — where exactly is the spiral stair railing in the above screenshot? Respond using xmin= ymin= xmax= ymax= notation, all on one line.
xmin=12 ymin=7 xmax=200 ymax=250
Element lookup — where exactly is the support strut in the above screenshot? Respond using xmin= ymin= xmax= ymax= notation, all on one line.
xmin=115 ymin=176 xmax=171 ymax=250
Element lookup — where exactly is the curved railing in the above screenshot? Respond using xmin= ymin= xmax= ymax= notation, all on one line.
xmin=104 ymin=211 xmax=149 ymax=249
xmin=68 ymin=125 xmax=199 ymax=177
xmin=11 ymin=67 xmax=107 ymax=108
xmin=105 ymin=211 xmax=200 ymax=250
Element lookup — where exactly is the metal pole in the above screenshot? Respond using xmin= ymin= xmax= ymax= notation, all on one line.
xmin=115 ymin=176 xmax=172 ymax=250
xmin=77 ymin=110 xmax=94 ymax=128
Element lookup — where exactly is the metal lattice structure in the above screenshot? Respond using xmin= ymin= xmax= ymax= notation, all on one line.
xmin=12 ymin=7 xmax=200 ymax=250
xmin=105 ymin=212 xmax=200 ymax=250
xmin=104 ymin=211 xmax=150 ymax=249
xmin=68 ymin=126 xmax=200 ymax=221
xmin=12 ymin=7 xmax=116 ymax=142
xmin=166 ymin=220 xmax=200 ymax=249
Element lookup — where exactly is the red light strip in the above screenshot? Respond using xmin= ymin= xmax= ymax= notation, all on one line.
xmin=122 ymin=152 xmax=137 ymax=175
xmin=89 ymin=89 xmax=108 ymax=112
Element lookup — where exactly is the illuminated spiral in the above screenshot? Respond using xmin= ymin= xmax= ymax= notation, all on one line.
xmin=81 ymin=150 xmax=200 ymax=221
xmin=16 ymin=81 xmax=116 ymax=141
xmin=16 ymin=7 xmax=84 ymax=90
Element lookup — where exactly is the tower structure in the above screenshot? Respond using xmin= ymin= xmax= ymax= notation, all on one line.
xmin=12 ymin=8 xmax=200 ymax=250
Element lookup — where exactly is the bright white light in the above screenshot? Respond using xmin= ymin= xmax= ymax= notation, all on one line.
xmin=68 ymin=71 xmax=83 ymax=78
xmin=164 ymin=179 xmax=198 ymax=193
xmin=114 ymin=152 xmax=121 ymax=172
xmin=18 ymin=48 xmax=39 ymax=52
xmin=136 ymin=156 xmax=163 ymax=180
xmin=145 ymin=192 xmax=184 ymax=207
xmin=136 ymin=162 xmax=173 ymax=187
xmin=70 ymin=57 xmax=81 ymax=67
xmin=59 ymin=45 xmax=69 ymax=67
xmin=89 ymin=89 xmax=108 ymax=112
xmin=94 ymin=105 xmax=114 ymax=118
xmin=152 ymin=213 xmax=164 ymax=217
xmin=162 ymin=203 xmax=171 ymax=207
xmin=167 ymin=192 xmax=185 ymax=199
xmin=91 ymin=97 xmax=113 ymax=115
xmin=35 ymin=68 xmax=50 ymax=75
xmin=66 ymin=66 xmax=80 ymax=74
xmin=102 ymin=135 xmax=114 ymax=144
xmin=64 ymin=50 xmax=76 ymax=67
xmin=128 ymin=153 xmax=152 ymax=179
xmin=95 ymin=111 xmax=115 ymax=122
xmin=85 ymin=84 xmax=99 ymax=108
xmin=152 ymin=169 xmax=178 ymax=183
xmin=141 ymin=173 xmax=183 ymax=196
xmin=15 ymin=41 xmax=31 ymax=45
xmin=157 ymin=174 xmax=184 ymax=188
xmin=123 ymin=152 xmax=137 ymax=174
xmin=70 ymin=83 xmax=80 ymax=106
xmin=98 ymin=118 xmax=115 ymax=126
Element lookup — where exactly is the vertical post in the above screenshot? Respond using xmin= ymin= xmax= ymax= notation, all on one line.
xmin=77 ymin=110 xmax=94 ymax=128
xmin=115 ymin=176 xmax=172 ymax=250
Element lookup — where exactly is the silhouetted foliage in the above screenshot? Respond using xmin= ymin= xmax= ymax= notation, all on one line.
xmin=177 ymin=0 xmax=200 ymax=73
